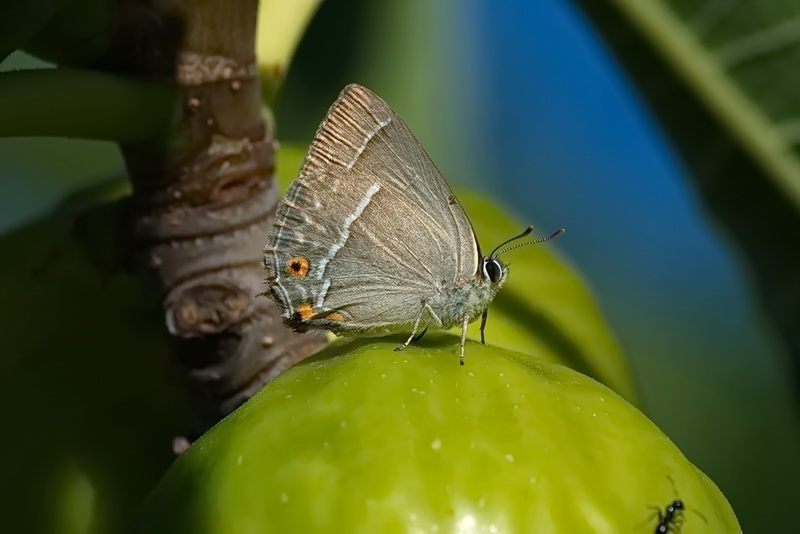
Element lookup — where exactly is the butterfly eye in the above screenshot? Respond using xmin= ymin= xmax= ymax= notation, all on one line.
xmin=483 ymin=258 xmax=504 ymax=284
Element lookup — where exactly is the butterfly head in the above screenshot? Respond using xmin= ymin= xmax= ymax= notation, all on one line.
xmin=483 ymin=226 xmax=565 ymax=287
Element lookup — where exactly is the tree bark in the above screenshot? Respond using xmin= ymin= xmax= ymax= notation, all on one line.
xmin=114 ymin=0 xmax=326 ymax=438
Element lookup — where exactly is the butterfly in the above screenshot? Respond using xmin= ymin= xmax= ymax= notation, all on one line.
xmin=262 ymin=84 xmax=562 ymax=365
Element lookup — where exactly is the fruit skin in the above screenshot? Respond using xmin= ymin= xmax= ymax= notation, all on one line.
xmin=134 ymin=337 xmax=740 ymax=533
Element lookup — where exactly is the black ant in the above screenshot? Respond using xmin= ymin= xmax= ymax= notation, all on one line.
xmin=653 ymin=499 xmax=685 ymax=533
xmin=647 ymin=476 xmax=707 ymax=533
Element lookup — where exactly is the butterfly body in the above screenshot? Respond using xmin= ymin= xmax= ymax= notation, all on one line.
xmin=266 ymin=258 xmax=504 ymax=339
xmin=427 ymin=272 xmax=505 ymax=329
xmin=262 ymin=84 xmax=539 ymax=364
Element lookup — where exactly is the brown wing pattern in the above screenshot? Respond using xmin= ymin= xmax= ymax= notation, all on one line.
xmin=264 ymin=84 xmax=479 ymax=334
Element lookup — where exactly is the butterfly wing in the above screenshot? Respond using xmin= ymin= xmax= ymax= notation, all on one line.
xmin=264 ymin=84 xmax=480 ymax=335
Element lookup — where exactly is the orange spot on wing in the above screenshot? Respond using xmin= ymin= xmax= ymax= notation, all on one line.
xmin=294 ymin=304 xmax=316 ymax=321
xmin=286 ymin=257 xmax=310 ymax=278
xmin=327 ymin=312 xmax=346 ymax=322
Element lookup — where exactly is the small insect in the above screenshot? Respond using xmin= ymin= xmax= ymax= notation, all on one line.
xmin=647 ymin=476 xmax=707 ymax=533
xmin=653 ymin=499 xmax=685 ymax=533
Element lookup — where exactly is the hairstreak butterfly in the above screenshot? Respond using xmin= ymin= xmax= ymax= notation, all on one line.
xmin=262 ymin=84 xmax=563 ymax=365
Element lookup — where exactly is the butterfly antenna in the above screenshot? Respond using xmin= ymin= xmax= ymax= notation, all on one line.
xmin=491 ymin=227 xmax=565 ymax=258
xmin=488 ymin=226 xmax=533 ymax=258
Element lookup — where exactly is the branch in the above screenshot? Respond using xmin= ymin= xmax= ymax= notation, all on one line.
xmin=111 ymin=0 xmax=326 ymax=437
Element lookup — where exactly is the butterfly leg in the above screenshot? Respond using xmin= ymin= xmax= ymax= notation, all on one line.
xmin=459 ymin=316 xmax=470 ymax=366
xmin=412 ymin=328 xmax=428 ymax=343
xmin=395 ymin=306 xmax=426 ymax=352
xmin=479 ymin=309 xmax=488 ymax=345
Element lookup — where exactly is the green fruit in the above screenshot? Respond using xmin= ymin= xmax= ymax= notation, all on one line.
xmin=134 ymin=339 xmax=740 ymax=533
xmin=0 ymin=213 xmax=187 ymax=534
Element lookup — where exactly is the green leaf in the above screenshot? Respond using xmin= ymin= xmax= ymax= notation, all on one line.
xmin=0 ymin=69 xmax=180 ymax=141
xmin=256 ymin=0 xmax=322 ymax=106
xmin=576 ymin=0 xmax=800 ymax=391
xmin=276 ymin=146 xmax=637 ymax=402
xmin=133 ymin=340 xmax=740 ymax=533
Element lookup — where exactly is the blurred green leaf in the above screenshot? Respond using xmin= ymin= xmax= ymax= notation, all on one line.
xmin=577 ymin=0 xmax=800 ymax=393
xmin=133 ymin=340 xmax=739 ymax=533
xmin=0 ymin=69 xmax=180 ymax=141
xmin=277 ymin=145 xmax=637 ymax=402
xmin=256 ymin=0 xmax=322 ymax=106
